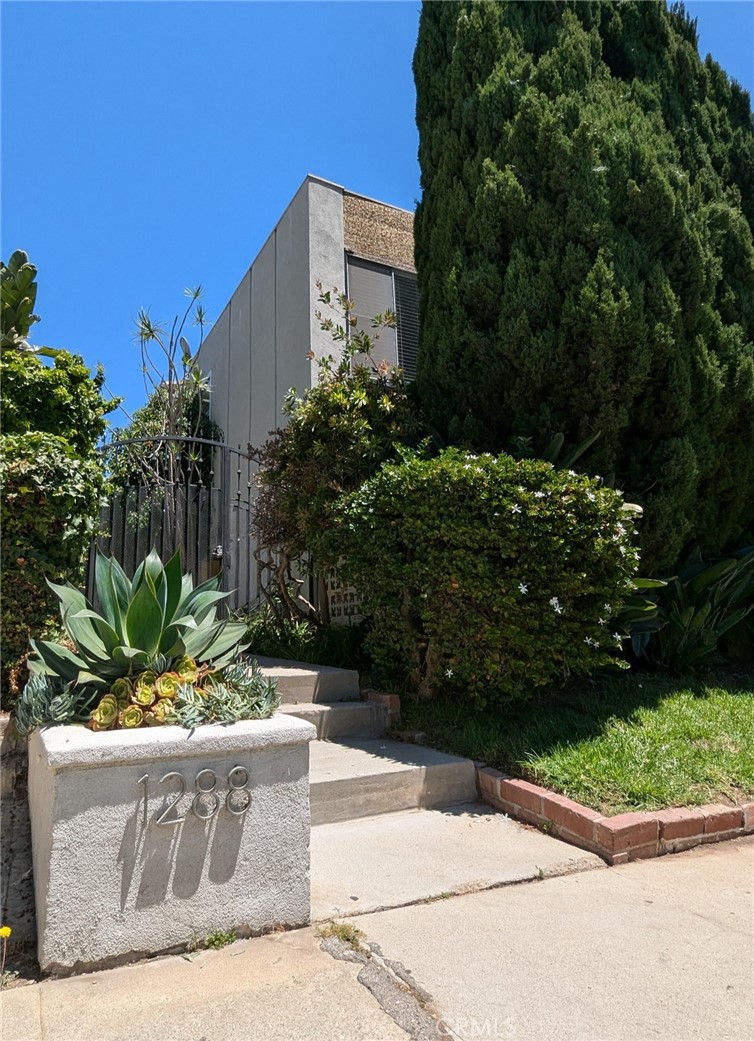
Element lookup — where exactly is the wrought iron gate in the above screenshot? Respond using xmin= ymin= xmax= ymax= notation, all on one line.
xmin=87 ymin=436 xmax=257 ymax=612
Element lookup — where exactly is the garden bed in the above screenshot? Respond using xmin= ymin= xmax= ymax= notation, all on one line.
xmin=397 ymin=670 xmax=754 ymax=862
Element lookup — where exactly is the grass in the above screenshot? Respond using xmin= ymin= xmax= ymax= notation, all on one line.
xmin=316 ymin=921 xmax=367 ymax=952
xmin=399 ymin=669 xmax=754 ymax=816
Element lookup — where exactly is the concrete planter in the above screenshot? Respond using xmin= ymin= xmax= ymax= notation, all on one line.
xmin=28 ymin=714 xmax=317 ymax=974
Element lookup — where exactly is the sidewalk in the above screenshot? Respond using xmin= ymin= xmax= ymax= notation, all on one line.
xmin=2 ymin=836 xmax=752 ymax=1041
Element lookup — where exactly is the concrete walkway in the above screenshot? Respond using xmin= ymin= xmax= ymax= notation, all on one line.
xmin=2 ymin=837 xmax=752 ymax=1041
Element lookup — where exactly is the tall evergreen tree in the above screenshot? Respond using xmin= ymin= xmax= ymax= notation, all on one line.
xmin=413 ymin=0 xmax=754 ymax=573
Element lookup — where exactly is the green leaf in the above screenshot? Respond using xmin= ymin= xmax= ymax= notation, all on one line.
xmin=125 ymin=575 xmax=163 ymax=657
xmin=29 ymin=639 xmax=86 ymax=683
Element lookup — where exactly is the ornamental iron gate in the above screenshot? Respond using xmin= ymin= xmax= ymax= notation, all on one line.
xmin=87 ymin=437 xmax=257 ymax=613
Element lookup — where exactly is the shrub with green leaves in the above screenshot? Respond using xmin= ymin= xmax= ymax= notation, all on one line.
xmin=252 ymin=286 xmax=425 ymax=622
xmin=14 ymin=549 xmax=276 ymax=735
xmin=330 ymin=449 xmax=641 ymax=706
xmin=413 ymin=1 xmax=754 ymax=573
xmin=1 ymin=256 xmax=119 ymax=705
xmin=1 ymin=350 xmax=116 ymax=455
xmin=0 ymin=433 xmax=107 ymax=700
xmin=635 ymin=546 xmax=754 ymax=673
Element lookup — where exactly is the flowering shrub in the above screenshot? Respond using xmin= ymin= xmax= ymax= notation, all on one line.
xmin=331 ymin=449 xmax=641 ymax=706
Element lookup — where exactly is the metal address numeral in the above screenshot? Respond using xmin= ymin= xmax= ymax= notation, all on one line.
xmin=137 ymin=766 xmax=251 ymax=825
xmin=155 ymin=771 xmax=187 ymax=827
xmin=226 ymin=765 xmax=251 ymax=816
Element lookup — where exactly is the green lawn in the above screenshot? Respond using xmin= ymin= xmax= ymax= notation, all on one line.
xmin=398 ymin=671 xmax=754 ymax=815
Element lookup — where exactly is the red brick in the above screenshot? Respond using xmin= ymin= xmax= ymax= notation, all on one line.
xmin=514 ymin=806 xmax=546 ymax=828
xmin=476 ymin=767 xmax=505 ymax=798
xmin=540 ymin=792 xmax=604 ymax=843
xmin=366 ymin=691 xmax=401 ymax=717
xmin=655 ymin=807 xmax=706 ymax=841
xmin=660 ymin=834 xmax=704 ymax=855
xmin=701 ymin=828 xmax=743 ymax=845
xmin=700 ymin=804 xmax=744 ymax=835
xmin=498 ymin=778 xmax=545 ymax=816
xmin=627 ymin=841 xmax=661 ymax=861
xmin=490 ymin=797 xmax=544 ymax=827
xmin=594 ymin=812 xmax=659 ymax=853
xmin=741 ymin=803 xmax=754 ymax=833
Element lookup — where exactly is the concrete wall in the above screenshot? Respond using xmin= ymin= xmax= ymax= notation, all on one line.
xmin=198 ymin=176 xmax=336 ymax=454
xmin=28 ymin=717 xmax=317 ymax=975
xmin=307 ymin=177 xmax=347 ymax=375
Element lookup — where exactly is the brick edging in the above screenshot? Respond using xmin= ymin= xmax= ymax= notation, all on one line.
xmin=477 ymin=767 xmax=754 ymax=865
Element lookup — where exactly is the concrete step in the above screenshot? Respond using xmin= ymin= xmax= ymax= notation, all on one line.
xmin=278 ymin=701 xmax=387 ymax=741
xmin=310 ymin=804 xmax=605 ymax=920
xmin=250 ymin=656 xmax=360 ymax=704
xmin=308 ymin=739 xmax=478 ymax=826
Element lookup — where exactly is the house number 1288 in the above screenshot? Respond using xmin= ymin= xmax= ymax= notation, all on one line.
xmin=136 ymin=766 xmax=251 ymax=826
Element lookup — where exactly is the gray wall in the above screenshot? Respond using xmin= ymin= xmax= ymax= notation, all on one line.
xmin=197 ymin=176 xmax=348 ymax=452
xmin=195 ymin=176 xmax=347 ymax=605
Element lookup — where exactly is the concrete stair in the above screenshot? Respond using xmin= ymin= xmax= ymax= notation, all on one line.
xmin=261 ymin=657 xmax=478 ymax=826
xmin=309 ymin=739 xmax=478 ymax=826
xmin=253 ymin=656 xmax=360 ymax=703
xmin=280 ymin=701 xmax=388 ymax=741
xmin=257 ymin=657 xmax=602 ymax=922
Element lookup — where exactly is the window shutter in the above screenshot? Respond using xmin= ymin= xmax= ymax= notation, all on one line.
xmin=394 ymin=270 xmax=420 ymax=381
xmin=346 ymin=256 xmax=398 ymax=371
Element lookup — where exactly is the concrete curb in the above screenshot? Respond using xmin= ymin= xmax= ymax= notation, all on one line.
xmin=476 ymin=766 xmax=754 ymax=865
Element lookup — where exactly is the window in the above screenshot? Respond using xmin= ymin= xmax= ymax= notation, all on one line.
xmin=346 ymin=256 xmax=420 ymax=380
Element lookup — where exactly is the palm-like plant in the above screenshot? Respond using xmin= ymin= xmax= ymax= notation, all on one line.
xmin=30 ymin=548 xmax=250 ymax=689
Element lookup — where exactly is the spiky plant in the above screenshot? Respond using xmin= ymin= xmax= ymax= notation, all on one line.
xmin=14 ymin=549 xmax=279 ymax=734
xmin=29 ymin=548 xmax=249 ymax=688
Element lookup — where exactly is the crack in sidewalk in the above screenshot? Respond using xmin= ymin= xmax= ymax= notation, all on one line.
xmin=320 ymin=935 xmax=453 ymax=1041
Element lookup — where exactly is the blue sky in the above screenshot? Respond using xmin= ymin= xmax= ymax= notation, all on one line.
xmin=2 ymin=1 xmax=752 ymax=425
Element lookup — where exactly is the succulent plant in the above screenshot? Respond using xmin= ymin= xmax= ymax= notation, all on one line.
xmin=28 ymin=548 xmax=250 ymax=690
xmin=14 ymin=673 xmax=99 ymax=736
xmin=15 ymin=550 xmax=281 ymax=734
xmin=173 ymin=660 xmax=279 ymax=728
xmin=91 ymin=693 xmax=119 ymax=731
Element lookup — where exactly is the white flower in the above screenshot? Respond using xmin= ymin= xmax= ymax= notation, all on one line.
xmin=586 ymin=491 xmax=596 ymax=501
xmin=518 ymin=582 xmax=528 ymax=595
xmin=598 ymin=618 xmax=606 ymax=626
xmin=584 ymin=637 xmax=594 ymax=646
xmin=603 ymin=604 xmax=612 ymax=614
xmin=613 ymin=633 xmax=623 ymax=643
xmin=593 ymin=640 xmax=600 ymax=648
xmin=511 ymin=504 xmax=522 ymax=514
xmin=445 ymin=668 xmax=454 ymax=678
xmin=549 ymin=597 xmax=563 ymax=614
xmin=534 ymin=490 xmax=545 ymax=499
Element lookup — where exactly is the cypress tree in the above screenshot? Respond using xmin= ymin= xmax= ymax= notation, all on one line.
xmin=413 ymin=0 xmax=754 ymax=573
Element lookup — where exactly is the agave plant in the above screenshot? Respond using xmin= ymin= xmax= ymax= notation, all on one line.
xmin=29 ymin=548 xmax=250 ymax=690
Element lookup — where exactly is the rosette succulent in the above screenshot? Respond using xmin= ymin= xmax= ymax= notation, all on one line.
xmin=145 ymin=698 xmax=176 ymax=726
xmin=155 ymin=672 xmax=181 ymax=700
xmin=110 ymin=678 xmax=133 ymax=708
xmin=131 ymin=684 xmax=157 ymax=708
xmin=27 ymin=548 xmax=250 ymax=688
xmin=15 ymin=548 xmax=279 ymax=734
xmin=119 ymin=705 xmax=144 ymax=729
xmin=90 ymin=693 xmax=119 ymax=731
